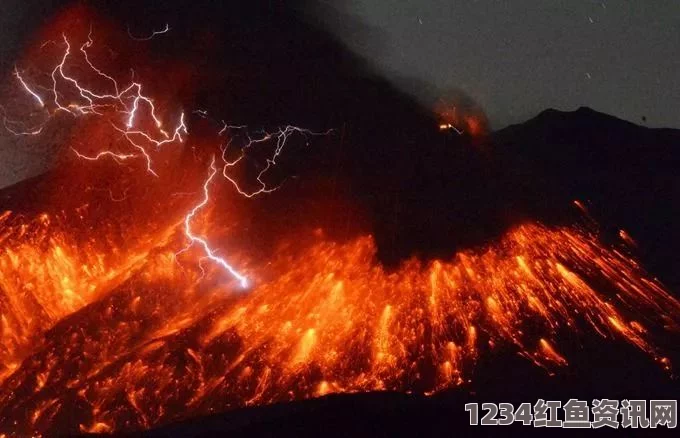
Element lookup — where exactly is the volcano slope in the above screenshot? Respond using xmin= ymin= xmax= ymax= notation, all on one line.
xmin=1 ymin=107 xmax=679 ymax=436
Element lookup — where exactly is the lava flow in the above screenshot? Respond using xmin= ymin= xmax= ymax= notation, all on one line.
xmin=0 ymin=17 xmax=679 ymax=437
xmin=1 ymin=215 xmax=679 ymax=434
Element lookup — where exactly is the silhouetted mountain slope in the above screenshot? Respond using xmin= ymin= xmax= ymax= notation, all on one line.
xmin=492 ymin=106 xmax=680 ymax=290
xmin=128 ymin=343 xmax=679 ymax=438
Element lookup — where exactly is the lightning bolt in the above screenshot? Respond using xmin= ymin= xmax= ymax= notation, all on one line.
xmin=220 ymin=124 xmax=332 ymax=197
xmin=70 ymin=147 xmax=137 ymax=163
xmin=7 ymin=31 xmax=187 ymax=175
xmin=178 ymin=156 xmax=249 ymax=288
xmin=2 ymin=116 xmax=44 ymax=136
xmin=127 ymin=23 xmax=171 ymax=41
xmin=175 ymin=123 xmax=331 ymax=287
xmin=13 ymin=67 xmax=45 ymax=108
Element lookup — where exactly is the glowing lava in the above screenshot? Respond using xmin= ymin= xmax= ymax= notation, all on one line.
xmin=0 ymin=220 xmax=678 ymax=435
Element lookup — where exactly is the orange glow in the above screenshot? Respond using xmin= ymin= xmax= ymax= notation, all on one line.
xmin=0 ymin=8 xmax=678 ymax=435
xmin=434 ymin=97 xmax=488 ymax=137
xmin=464 ymin=116 xmax=482 ymax=136
xmin=1 ymin=215 xmax=679 ymax=434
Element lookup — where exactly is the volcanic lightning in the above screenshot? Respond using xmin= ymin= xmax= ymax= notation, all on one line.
xmin=13 ymin=67 xmax=45 ymax=108
xmin=11 ymin=31 xmax=188 ymax=177
xmin=127 ymin=23 xmax=171 ymax=41
xmin=177 ymin=156 xmax=250 ymax=288
xmin=176 ymin=123 xmax=333 ymax=287
xmin=220 ymin=124 xmax=333 ymax=197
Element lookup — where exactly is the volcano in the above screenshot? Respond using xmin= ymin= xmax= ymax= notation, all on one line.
xmin=0 ymin=1 xmax=679 ymax=436
xmin=1 ymin=105 xmax=678 ymax=437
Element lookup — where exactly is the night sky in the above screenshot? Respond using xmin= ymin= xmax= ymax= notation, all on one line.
xmin=1 ymin=0 xmax=679 ymax=130
xmin=322 ymin=0 xmax=680 ymax=129
xmin=1 ymin=0 xmax=679 ymax=188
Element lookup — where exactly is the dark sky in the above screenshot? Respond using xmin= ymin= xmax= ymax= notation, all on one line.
xmin=322 ymin=0 xmax=680 ymax=129
xmin=1 ymin=0 xmax=678 ymax=131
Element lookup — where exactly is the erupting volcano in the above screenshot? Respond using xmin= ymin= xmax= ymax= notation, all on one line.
xmin=0 ymin=3 xmax=679 ymax=436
